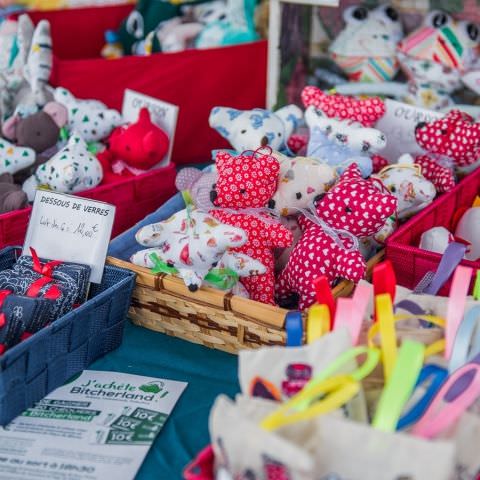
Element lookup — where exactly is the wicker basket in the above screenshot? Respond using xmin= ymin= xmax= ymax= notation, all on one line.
xmin=107 ymin=250 xmax=384 ymax=354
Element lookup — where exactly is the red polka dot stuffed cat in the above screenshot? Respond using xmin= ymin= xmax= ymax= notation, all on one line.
xmin=210 ymin=150 xmax=293 ymax=305
xmin=276 ymin=163 xmax=397 ymax=310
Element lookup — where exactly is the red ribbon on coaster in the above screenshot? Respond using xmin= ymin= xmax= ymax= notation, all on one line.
xmin=0 ymin=289 xmax=13 ymax=329
xmin=26 ymin=276 xmax=61 ymax=300
xmin=30 ymin=247 xmax=62 ymax=279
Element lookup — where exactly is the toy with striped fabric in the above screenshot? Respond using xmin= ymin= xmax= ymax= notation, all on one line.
xmin=209 ymin=149 xmax=293 ymax=305
xmin=276 ymin=164 xmax=397 ymax=310
xmin=329 ymin=4 xmax=403 ymax=83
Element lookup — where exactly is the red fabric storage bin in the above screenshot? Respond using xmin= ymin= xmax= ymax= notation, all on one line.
xmin=28 ymin=5 xmax=268 ymax=165
xmin=0 ymin=164 xmax=177 ymax=248
xmin=385 ymin=169 xmax=480 ymax=295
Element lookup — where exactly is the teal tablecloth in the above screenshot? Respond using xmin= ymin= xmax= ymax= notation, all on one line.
xmin=91 ymin=320 xmax=239 ymax=480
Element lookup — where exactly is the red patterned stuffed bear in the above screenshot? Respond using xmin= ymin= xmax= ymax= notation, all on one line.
xmin=301 ymin=86 xmax=386 ymax=127
xmin=276 ymin=164 xmax=397 ymax=310
xmin=415 ymin=110 xmax=480 ymax=190
xmin=100 ymin=108 xmax=169 ymax=180
xmin=210 ymin=150 xmax=293 ymax=305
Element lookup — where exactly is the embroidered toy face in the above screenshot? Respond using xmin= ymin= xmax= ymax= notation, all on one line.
xmin=374 ymin=154 xmax=436 ymax=219
xmin=175 ymin=167 xmax=218 ymax=210
xmin=397 ymin=11 xmax=480 ymax=93
xmin=316 ymin=163 xmax=397 ymax=237
xmin=414 ymin=110 xmax=480 ymax=171
xmin=22 ymin=134 xmax=103 ymax=201
xmin=269 ymin=154 xmax=336 ymax=216
xmin=131 ymin=208 xmax=248 ymax=291
xmin=54 ymin=87 xmax=123 ymax=143
xmin=108 ymin=107 xmax=169 ymax=170
xmin=301 ymin=86 xmax=386 ymax=127
xmin=209 ymin=105 xmax=303 ymax=152
xmin=211 ymin=150 xmax=280 ymax=209
xmin=329 ymin=4 xmax=403 ymax=82
xmin=305 ymin=106 xmax=387 ymax=177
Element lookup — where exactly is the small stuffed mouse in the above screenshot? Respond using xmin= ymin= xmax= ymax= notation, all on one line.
xmin=104 ymin=108 xmax=169 ymax=177
xmin=131 ymin=207 xmax=248 ymax=291
xmin=276 ymin=163 xmax=397 ymax=310
xmin=209 ymin=105 xmax=303 ymax=153
xmin=209 ymin=149 xmax=293 ymax=305
xmin=22 ymin=133 xmax=103 ymax=201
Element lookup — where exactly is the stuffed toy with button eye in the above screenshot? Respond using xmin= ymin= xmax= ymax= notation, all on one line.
xmin=276 ymin=163 xmax=397 ymax=310
xmin=336 ymin=10 xmax=480 ymax=112
xmin=329 ymin=4 xmax=404 ymax=83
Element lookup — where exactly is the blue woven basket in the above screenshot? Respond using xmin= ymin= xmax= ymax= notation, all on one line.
xmin=0 ymin=246 xmax=136 ymax=425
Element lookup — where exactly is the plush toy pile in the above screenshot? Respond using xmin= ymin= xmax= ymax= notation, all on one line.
xmin=0 ymin=14 xmax=170 ymax=212
xmin=101 ymin=0 xmax=259 ymax=57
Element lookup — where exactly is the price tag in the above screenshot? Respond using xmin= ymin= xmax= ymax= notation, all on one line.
xmin=23 ymin=191 xmax=115 ymax=283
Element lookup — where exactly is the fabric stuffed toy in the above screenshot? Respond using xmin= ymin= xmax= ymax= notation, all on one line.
xmin=419 ymin=226 xmax=455 ymax=255
xmin=0 ymin=173 xmax=28 ymax=213
xmin=131 ymin=207 xmax=249 ymax=292
xmin=209 ymin=105 xmax=303 ymax=153
xmin=175 ymin=167 xmax=217 ymax=210
xmin=53 ymin=87 xmax=123 ymax=143
xmin=145 ymin=17 xmax=203 ymax=53
xmin=329 ymin=4 xmax=403 ymax=83
xmin=101 ymin=107 xmax=169 ymax=177
xmin=2 ymin=102 xmax=68 ymax=154
xmin=268 ymin=153 xmax=336 ymax=216
xmin=336 ymin=11 xmax=480 ymax=111
xmin=455 ymin=207 xmax=480 ymax=261
xmin=276 ymin=164 xmax=397 ymax=310
xmin=414 ymin=110 xmax=480 ymax=177
xmin=301 ymin=86 xmax=386 ymax=127
xmin=209 ymin=150 xmax=293 ymax=305
xmin=305 ymin=106 xmax=386 ymax=177
xmin=116 ymin=0 xmax=180 ymax=55
xmin=195 ymin=0 xmax=258 ymax=49
xmin=373 ymin=154 xmax=436 ymax=219
xmin=0 ymin=138 xmax=35 ymax=176
xmin=274 ymin=215 xmax=302 ymax=273
xmin=22 ymin=133 xmax=103 ymax=201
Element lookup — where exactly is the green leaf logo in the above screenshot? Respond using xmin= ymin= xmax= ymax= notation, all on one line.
xmin=139 ymin=383 xmax=161 ymax=394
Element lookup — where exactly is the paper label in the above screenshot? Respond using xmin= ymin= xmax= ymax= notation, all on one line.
xmin=375 ymin=99 xmax=444 ymax=161
xmin=0 ymin=370 xmax=187 ymax=480
xmin=122 ymin=89 xmax=179 ymax=168
xmin=23 ymin=191 xmax=115 ymax=283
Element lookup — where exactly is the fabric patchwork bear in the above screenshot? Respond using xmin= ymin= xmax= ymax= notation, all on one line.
xmin=305 ymin=106 xmax=386 ymax=177
xmin=22 ymin=134 xmax=103 ymax=201
xmin=414 ymin=109 xmax=480 ymax=176
xmin=373 ymin=154 xmax=436 ymax=219
xmin=269 ymin=153 xmax=336 ymax=217
xmin=209 ymin=105 xmax=303 ymax=153
xmin=209 ymin=150 xmax=293 ymax=305
xmin=329 ymin=4 xmax=403 ymax=83
xmin=53 ymin=87 xmax=123 ymax=143
xmin=301 ymin=86 xmax=386 ymax=127
xmin=276 ymin=163 xmax=397 ymax=310
xmin=131 ymin=207 xmax=249 ymax=291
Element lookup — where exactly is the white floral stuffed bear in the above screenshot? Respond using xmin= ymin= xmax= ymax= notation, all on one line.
xmin=373 ymin=154 xmax=436 ymax=220
xmin=269 ymin=153 xmax=337 ymax=216
xmin=53 ymin=87 xmax=123 ymax=143
xmin=208 ymin=105 xmax=303 ymax=152
xmin=305 ymin=106 xmax=386 ymax=177
xmin=131 ymin=207 xmax=255 ymax=292
xmin=22 ymin=134 xmax=103 ymax=201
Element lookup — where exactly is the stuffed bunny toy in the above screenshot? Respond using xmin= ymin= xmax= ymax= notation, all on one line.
xmin=209 ymin=105 xmax=303 ymax=153
xmin=209 ymin=150 xmax=293 ymax=305
xmin=373 ymin=154 xmax=436 ymax=219
xmin=276 ymin=164 xmax=397 ymax=310
xmin=53 ymin=87 xmax=123 ymax=143
xmin=305 ymin=106 xmax=387 ymax=177
xmin=22 ymin=133 xmax=103 ymax=201
xmin=329 ymin=4 xmax=404 ymax=83
xmin=131 ymin=207 xmax=249 ymax=292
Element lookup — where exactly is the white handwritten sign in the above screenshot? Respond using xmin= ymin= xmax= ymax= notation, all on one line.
xmin=122 ymin=89 xmax=178 ymax=168
xmin=23 ymin=191 xmax=115 ymax=283
xmin=376 ymin=99 xmax=444 ymax=162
